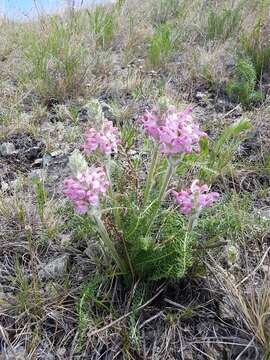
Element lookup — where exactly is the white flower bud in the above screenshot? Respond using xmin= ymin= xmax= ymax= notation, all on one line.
xmin=227 ymin=244 xmax=239 ymax=266
xmin=68 ymin=149 xmax=88 ymax=177
xmin=87 ymin=99 xmax=105 ymax=125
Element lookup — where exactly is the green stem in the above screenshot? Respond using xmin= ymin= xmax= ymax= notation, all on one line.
xmin=105 ymin=158 xmax=121 ymax=228
xmin=143 ymin=144 xmax=160 ymax=206
xmin=93 ymin=213 xmax=127 ymax=275
xmin=158 ymin=159 xmax=174 ymax=203
xmin=182 ymin=212 xmax=199 ymax=274
xmin=146 ymin=158 xmax=174 ymax=235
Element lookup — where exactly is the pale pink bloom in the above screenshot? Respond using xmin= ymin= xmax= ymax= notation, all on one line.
xmin=141 ymin=107 xmax=162 ymax=140
xmin=141 ymin=106 xmax=206 ymax=156
xmin=172 ymin=180 xmax=219 ymax=215
xmin=83 ymin=120 xmax=120 ymax=156
xmin=63 ymin=167 xmax=109 ymax=214
xmin=82 ymin=128 xmax=99 ymax=154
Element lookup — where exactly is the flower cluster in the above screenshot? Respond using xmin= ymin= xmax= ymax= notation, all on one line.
xmin=142 ymin=106 xmax=206 ymax=156
xmin=63 ymin=167 xmax=108 ymax=214
xmin=83 ymin=120 xmax=120 ymax=156
xmin=172 ymin=180 xmax=219 ymax=215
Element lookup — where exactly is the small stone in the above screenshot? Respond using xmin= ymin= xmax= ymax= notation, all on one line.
xmin=257 ymin=208 xmax=270 ymax=221
xmin=50 ymin=150 xmax=63 ymax=157
xmin=261 ymin=265 xmax=270 ymax=275
xmin=0 ymin=142 xmax=16 ymax=156
xmin=0 ymin=181 xmax=9 ymax=192
xmin=195 ymin=91 xmax=207 ymax=101
xmin=38 ymin=255 xmax=69 ymax=280
xmin=42 ymin=154 xmax=53 ymax=167
xmin=33 ymin=158 xmax=43 ymax=166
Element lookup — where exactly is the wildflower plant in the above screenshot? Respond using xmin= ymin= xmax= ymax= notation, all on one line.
xmin=64 ymin=99 xmax=221 ymax=282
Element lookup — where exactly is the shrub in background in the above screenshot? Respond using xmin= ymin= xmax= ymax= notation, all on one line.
xmin=148 ymin=24 xmax=174 ymax=68
xmin=151 ymin=0 xmax=181 ymax=24
xmin=197 ymin=117 xmax=251 ymax=183
xmin=241 ymin=0 xmax=270 ymax=76
xmin=206 ymin=5 xmax=242 ymax=41
xmin=226 ymin=59 xmax=264 ymax=106
xmin=21 ymin=17 xmax=88 ymax=100
xmin=87 ymin=5 xmax=117 ymax=49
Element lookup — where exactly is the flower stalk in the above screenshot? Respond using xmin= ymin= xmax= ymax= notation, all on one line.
xmin=143 ymin=144 xmax=160 ymax=206
xmin=158 ymin=158 xmax=174 ymax=203
xmin=105 ymin=158 xmax=121 ymax=228
xmin=146 ymin=158 xmax=174 ymax=234
xmin=93 ymin=212 xmax=127 ymax=275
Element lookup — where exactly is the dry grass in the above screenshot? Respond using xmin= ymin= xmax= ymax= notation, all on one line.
xmin=1 ymin=0 xmax=270 ymax=358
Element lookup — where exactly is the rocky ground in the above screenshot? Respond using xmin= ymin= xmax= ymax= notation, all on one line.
xmin=1 ymin=1 xmax=270 ymax=358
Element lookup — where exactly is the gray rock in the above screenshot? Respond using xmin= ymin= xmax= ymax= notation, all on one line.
xmin=42 ymin=154 xmax=53 ymax=167
xmin=50 ymin=150 xmax=63 ymax=157
xmin=0 ymin=142 xmax=16 ymax=156
xmin=257 ymin=208 xmax=270 ymax=221
xmin=33 ymin=158 xmax=43 ymax=166
xmin=261 ymin=265 xmax=270 ymax=275
xmin=195 ymin=91 xmax=207 ymax=101
xmin=0 ymin=181 xmax=9 ymax=192
xmin=38 ymin=255 xmax=69 ymax=280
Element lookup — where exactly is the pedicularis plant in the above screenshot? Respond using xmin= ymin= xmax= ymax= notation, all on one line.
xmin=63 ymin=99 xmax=220 ymax=283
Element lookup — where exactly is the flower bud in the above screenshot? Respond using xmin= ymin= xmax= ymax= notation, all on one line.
xmin=68 ymin=149 xmax=88 ymax=177
xmin=87 ymin=99 xmax=105 ymax=125
xmin=227 ymin=244 xmax=239 ymax=266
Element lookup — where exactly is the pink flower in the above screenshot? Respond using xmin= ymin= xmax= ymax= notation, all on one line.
xmin=172 ymin=180 xmax=219 ymax=215
xmin=63 ymin=167 xmax=109 ymax=214
xmin=83 ymin=120 xmax=120 ymax=156
xmin=141 ymin=106 xmax=206 ymax=156
xmin=141 ymin=107 xmax=163 ymax=140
